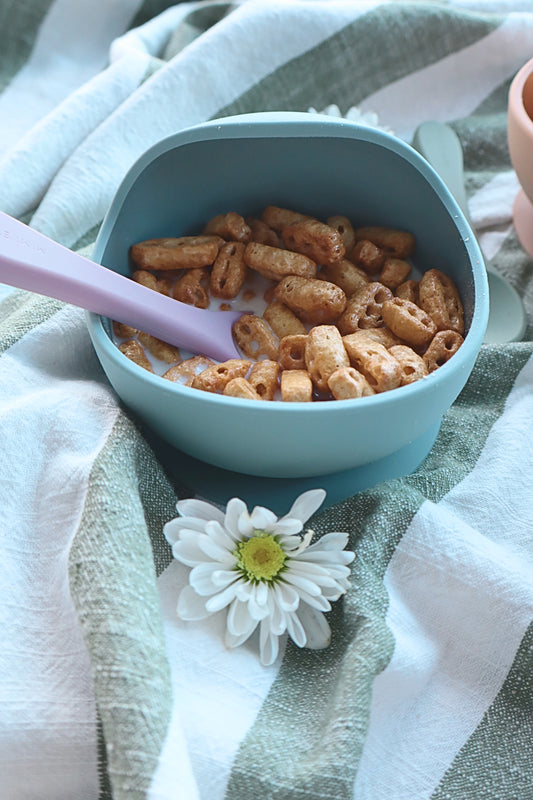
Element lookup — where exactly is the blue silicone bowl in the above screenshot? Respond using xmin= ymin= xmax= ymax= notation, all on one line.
xmin=87 ymin=112 xmax=488 ymax=483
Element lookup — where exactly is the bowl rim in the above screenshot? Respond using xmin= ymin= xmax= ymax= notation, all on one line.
xmin=87 ymin=112 xmax=489 ymax=412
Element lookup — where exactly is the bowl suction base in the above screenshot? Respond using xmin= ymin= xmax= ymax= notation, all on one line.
xmin=160 ymin=420 xmax=441 ymax=515
xmin=513 ymin=189 xmax=533 ymax=259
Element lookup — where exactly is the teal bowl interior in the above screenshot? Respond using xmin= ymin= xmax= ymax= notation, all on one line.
xmin=87 ymin=112 xmax=488 ymax=485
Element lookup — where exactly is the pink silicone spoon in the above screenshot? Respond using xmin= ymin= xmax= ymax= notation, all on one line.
xmin=0 ymin=212 xmax=243 ymax=361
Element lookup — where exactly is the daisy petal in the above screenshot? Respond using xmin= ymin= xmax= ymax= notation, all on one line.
xmin=286 ymin=611 xmax=307 ymax=648
xmin=296 ymin=603 xmax=332 ymax=650
xmin=267 ymin=591 xmax=287 ymax=636
xmin=225 ymin=626 xmax=258 ymax=650
xmin=190 ymin=562 xmax=224 ymax=596
xmin=281 ymin=489 xmax=326 ymax=526
xmin=177 ymin=498 xmax=225 ymax=524
xmin=171 ymin=534 xmax=208 ymax=567
xmin=249 ymin=506 xmax=278 ymax=532
xmin=248 ymin=587 xmax=271 ymax=621
xmin=259 ymin=620 xmax=280 ymax=666
xmin=205 ymin=583 xmax=240 ymax=613
xmin=296 ymin=589 xmax=331 ymax=613
xmin=227 ymin=598 xmax=258 ymax=638
xmin=224 ymin=497 xmax=248 ymax=539
xmin=282 ymin=571 xmax=322 ymax=596
xmin=274 ymin=582 xmax=300 ymax=612
xmin=177 ymin=586 xmax=210 ymax=621
xmin=305 ymin=531 xmax=351 ymax=552
xmin=197 ymin=530 xmax=235 ymax=564
xmin=272 ymin=519 xmax=304 ymax=537
xmin=211 ymin=569 xmax=240 ymax=588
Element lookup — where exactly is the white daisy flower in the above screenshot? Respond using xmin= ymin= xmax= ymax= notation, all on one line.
xmin=164 ymin=489 xmax=355 ymax=666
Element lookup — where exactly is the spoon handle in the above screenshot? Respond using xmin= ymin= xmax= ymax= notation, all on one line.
xmin=0 ymin=212 xmax=241 ymax=361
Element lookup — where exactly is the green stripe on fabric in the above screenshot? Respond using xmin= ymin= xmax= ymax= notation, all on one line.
xmin=225 ymin=343 xmax=532 ymax=800
xmin=431 ymin=621 xmax=533 ymax=800
xmin=216 ymin=4 xmax=501 ymax=120
xmin=0 ymin=291 xmax=64 ymax=354
xmin=0 ymin=0 xmax=53 ymax=93
xmin=68 ymin=413 xmax=177 ymax=800
xmin=490 ymin=231 xmax=533 ymax=339
xmin=128 ymin=0 xmax=189 ymax=30
xmin=163 ymin=2 xmax=237 ymax=60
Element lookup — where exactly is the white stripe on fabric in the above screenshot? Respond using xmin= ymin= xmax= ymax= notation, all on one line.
xmin=0 ymin=0 xmax=145 ymax=156
xmin=469 ymin=171 xmax=519 ymax=261
xmin=353 ymin=353 xmax=533 ymax=799
xmin=0 ymin=305 xmax=119 ymax=800
xmin=358 ymin=13 xmax=533 ymax=141
xmin=28 ymin=0 xmax=381 ymax=246
xmin=150 ymin=561 xmax=285 ymax=800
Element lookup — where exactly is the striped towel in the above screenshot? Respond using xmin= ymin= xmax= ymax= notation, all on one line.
xmin=0 ymin=2 xmax=532 ymax=799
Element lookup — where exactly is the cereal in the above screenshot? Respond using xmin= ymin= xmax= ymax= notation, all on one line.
xmin=343 ymin=336 xmax=402 ymax=393
xmin=278 ymin=334 xmax=308 ymax=370
xmin=121 ymin=207 xmax=465 ymax=403
xmin=337 ymin=282 xmax=393 ymax=334
xmin=162 ymin=355 xmax=214 ymax=385
xmin=274 ymin=275 xmax=346 ymax=325
xmin=244 ymin=241 xmax=317 ymax=281
xmin=119 ymin=339 xmax=154 ymax=372
xmin=210 ymin=241 xmax=247 ymax=299
xmin=203 ymin=212 xmax=251 ymax=242
xmin=191 ymin=359 xmax=252 ymax=393
xmin=304 ymin=325 xmax=349 ymax=393
xmin=223 ymin=377 xmax=261 ymax=400
xmin=138 ymin=332 xmax=182 ymax=364
xmin=419 ymin=268 xmax=464 ymax=335
xmin=280 ymin=369 xmax=313 ymax=402
xmin=353 ymin=226 xmax=415 ymax=258
xmin=263 ymin=300 xmax=307 ymax=338
xmin=232 ymin=314 xmax=279 ymax=360
xmin=381 ymin=297 xmax=437 ymax=348
xmin=282 ymin=218 xmax=345 ymax=264
xmin=389 ymin=344 xmax=428 ymax=385
xmin=130 ymin=236 xmax=222 ymax=271
xmin=327 ymin=366 xmax=375 ymax=400
xmin=172 ymin=268 xmax=210 ymax=308
xmin=248 ymin=360 xmax=280 ymax=400
xmin=423 ymin=330 xmax=464 ymax=373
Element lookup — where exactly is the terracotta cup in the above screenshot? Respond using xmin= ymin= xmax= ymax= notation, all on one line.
xmin=508 ymin=56 xmax=533 ymax=258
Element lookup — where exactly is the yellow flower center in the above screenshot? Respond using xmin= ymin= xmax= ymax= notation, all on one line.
xmin=234 ymin=532 xmax=287 ymax=583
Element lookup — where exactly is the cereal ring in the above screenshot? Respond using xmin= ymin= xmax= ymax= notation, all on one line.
xmin=233 ymin=314 xmax=279 ymax=361
xmin=119 ymin=340 xmax=153 ymax=372
xmin=247 ymin=360 xmax=280 ymax=401
xmin=263 ymin=300 xmax=307 ymax=339
xmin=342 ymin=328 xmax=401 ymax=350
xmin=319 ymin=258 xmax=369 ymax=296
xmin=381 ymin=297 xmax=437 ymax=348
xmin=163 ymin=356 xmax=214 ymax=386
xmin=191 ymin=359 xmax=252 ymax=393
xmin=132 ymin=269 xmax=171 ymax=295
xmin=282 ymin=218 xmax=345 ymax=264
xmin=353 ymin=226 xmax=415 ymax=258
xmin=203 ymin=212 xmax=251 ymax=242
xmin=379 ymin=257 xmax=411 ymax=290
xmin=261 ymin=206 xmax=309 ymax=231
xmin=326 ymin=215 xmax=356 ymax=254
xmin=210 ymin=241 xmax=247 ymax=299
xmin=274 ymin=276 xmax=346 ymax=326
xmin=327 ymin=366 xmax=375 ymax=400
xmin=172 ymin=268 xmax=210 ymax=308
xmin=349 ymin=239 xmax=385 ymax=274
xmin=278 ymin=334 xmax=308 ymax=370
xmin=138 ymin=332 xmax=181 ymax=364
xmin=280 ymin=370 xmax=313 ymax=402
xmin=244 ymin=241 xmax=317 ymax=281
xmin=337 ymin=282 xmax=393 ymax=334
xmin=395 ymin=279 xmax=419 ymax=304
xmin=419 ymin=268 xmax=464 ymax=334
xmin=113 ymin=320 xmax=138 ymax=339
xmin=343 ymin=337 xmax=402 ymax=393
xmin=423 ymin=330 xmax=464 ymax=373
xmin=304 ymin=325 xmax=350 ymax=393
xmin=389 ymin=344 xmax=428 ymax=385
xmin=245 ymin=217 xmax=280 ymax=247
xmin=130 ymin=236 xmax=223 ymax=271
xmin=223 ymin=377 xmax=261 ymax=400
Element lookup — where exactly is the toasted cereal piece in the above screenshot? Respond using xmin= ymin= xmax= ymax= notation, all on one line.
xmin=379 ymin=257 xmax=412 ymax=290
xmin=247 ymin=360 xmax=280 ymax=401
xmin=261 ymin=205 xmax=309 ymax=231
xmin=343 ymin=336 xmax=402 ymax=393
xmin=203 ymin=212 xmax=251 ymax=242
xmin=113 ymin=320 xmax=138 ymax=339
xmin=350 ymin=239 xmax=385 ymax=274
xmin=304 ymin=325 xmax=350 ymax=393
xmin=245 ymin=217 xmax=280 ymax=247
xmin=130 ymin=236 xmax=223 ymax=271
xmin=423 ymin=330 xmax=464 ymax=373
xmin=223 ymin=377 xmax=262 ymax=400
xmin=326 ymin=215 xmax=356 ymax=254
xmin=389 ymin=344 xmax=428 ymax=385
xmin=327 ymin=366 xmax=375 ymax=400
xmin=396 ymin=279 xmax=419 ymax=304
xmin=131 ymin=269 xmax=170 ymax=295
xmin=319 ymin=258 xmax=370 ymax=296
xmin=337 ymin=282 xmax=393 ymax=334
xmin=119 ymin=339 xmax=153 ymax=372
xmin=191 ymin=359 xmax=252 ymax=393
xmin=244 ymin=241 xmax=316 ymax=281
xmin=282 ymin=218 xmax=345 ymax=264
xmin=210 ymin=241 xmax=247 ymax=299
xmin=162 ymin=355 xmax=214 ymax=386
xmin=343 ymin=328 xmax=401 ymax=350
xmin=274 ymin=276 xmax=346 ymax=326
xmin=233 ymin=314 xmax=279 ymax=361
xmin=172 ymin=268 xmax=210 ymax=308
xmin=382 ymin=297 xmax=437 ymax=348
xmin=278 ymin=334 xmax=308 ymax=370
xmin=263 ymin=300 xmax=307 ymax=338
xmin=418 ymin=268 xmax=464 ymax=334
xmin=280 ymin=370 xmax=313 ymax=402
xmin=353 ymin=226 xmax=415 ymax=258
xmin=138 ymin=332 xmax=181 ymax=364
